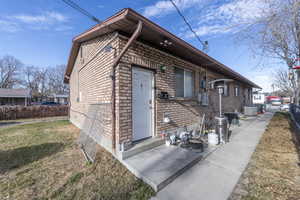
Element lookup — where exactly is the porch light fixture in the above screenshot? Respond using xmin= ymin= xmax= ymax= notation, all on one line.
xmin=104 ymin=44 xmax=116 ymax=53
xmin=163 ymin=113 xmax=171 ymax=123
xmin=160 ymin=38 xmax=172 ymax=47
xmin=103 ymin=44 xmax=117 ymax=58
xmin=160 ymin=65 xmax=167 ymax=73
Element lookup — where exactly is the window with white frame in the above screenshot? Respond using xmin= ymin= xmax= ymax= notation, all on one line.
xmin=254 ymin=94 xmax=261 ymax=100
xmin=234 ymin=86 xmax=240 ymax=96
xmin=175 ymin=67 xmax=194 ymax=98
xmin=223 ymin=84 xmax=230 ymax=96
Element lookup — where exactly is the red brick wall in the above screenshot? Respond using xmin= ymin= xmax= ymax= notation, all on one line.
xmin=68 ymin=32 xmax=253 ymax=151
xmin=116 ymin=35 xmax=252 ymax=145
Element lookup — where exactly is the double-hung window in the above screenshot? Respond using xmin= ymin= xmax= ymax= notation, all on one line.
xmin=223 ymin=84 xmax=230 ymax=96
xmin=234 ymin=86 xmax=240 ymax=96
xmin=175 ymin=67 xmax=194 ymax=98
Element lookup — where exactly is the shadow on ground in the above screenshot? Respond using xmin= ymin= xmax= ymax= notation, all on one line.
xmin=0 ymin=121 xmax=21 ymax=127
xmin=0 ymin=142 xmax=64 ymax=174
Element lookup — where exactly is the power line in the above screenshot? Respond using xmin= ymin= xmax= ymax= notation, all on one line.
xmin=61 ymin=0 xmax=101 ymax=23
xmin=168 ymin=0 xmax=209 ymax=52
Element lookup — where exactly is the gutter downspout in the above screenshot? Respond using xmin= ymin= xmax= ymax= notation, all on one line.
xmin=111 ymin=20 xmax=143 ymax=152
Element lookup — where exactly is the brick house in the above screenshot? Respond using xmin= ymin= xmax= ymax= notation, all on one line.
xmin=64 ymin=8 xmax=260 ymax=158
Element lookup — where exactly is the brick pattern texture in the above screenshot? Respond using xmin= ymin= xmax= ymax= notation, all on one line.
xmin=69 ymin=32 xmax=253 ymax=151
xmin=116 ymin=35 xmax=252 ymax=144
xmin=69 ymin=33 xmax=118 ymax=146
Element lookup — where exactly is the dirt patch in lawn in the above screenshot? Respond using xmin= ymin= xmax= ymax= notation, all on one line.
xmin=229 ymin=112 xmax=300 ymax=200
xmin=0 ymin=120 xmax=154 ymax=200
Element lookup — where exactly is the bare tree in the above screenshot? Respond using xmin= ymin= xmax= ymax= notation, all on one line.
xmin=0 ymin=55 xmax=23 ymax=88
xmin=23 ymin=66 xmax=49 ymax=100
xmin=272 ymin=68 xmax=295 ymax=96
xmin=237 ymin=0 xmax=300 ymax=103
xmin=47 ymin=65 xmax=69 ymax=95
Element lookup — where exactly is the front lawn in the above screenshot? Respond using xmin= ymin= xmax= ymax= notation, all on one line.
xmin=230 ymin=112 xmax=300 ymax=200
xmin=0 ymin=120 xmax=154 ymax=200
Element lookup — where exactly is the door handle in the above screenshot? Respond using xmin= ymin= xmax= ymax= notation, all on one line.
xmin=149 ymin=100 xmax=152 ymax=105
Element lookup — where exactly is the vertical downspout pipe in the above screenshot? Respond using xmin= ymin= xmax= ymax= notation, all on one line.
xmin=111 ymin=20 xmax=143 ymax=151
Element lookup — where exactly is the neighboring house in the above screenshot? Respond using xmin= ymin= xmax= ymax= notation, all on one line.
xmin=64 ymin=8 xmax=260 ymax=157
xmin=0 ymin=88 xmax=31 ymax=106
xmin=49 ymin=94 xmax=69 ymax=105
xmin=253 ymin=91 xmax=265 ymax=105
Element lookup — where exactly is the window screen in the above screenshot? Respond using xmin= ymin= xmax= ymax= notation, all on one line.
xmin=175 ymin=67 xmax=194 ymax=98
xmin=184 ymin=70 xmax=193 ymax=97
xmin=224 ymin=84 xmax=230 ymax=96
xmin=175 ymin=67 xmax=184 ymax=97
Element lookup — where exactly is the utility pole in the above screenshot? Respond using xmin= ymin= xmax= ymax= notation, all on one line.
xmin=292 ymin=58 xmax=300 ymax=105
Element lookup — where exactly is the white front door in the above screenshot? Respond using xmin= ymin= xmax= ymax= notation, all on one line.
xmin=132 ymin=67 xmax=153 ymax=141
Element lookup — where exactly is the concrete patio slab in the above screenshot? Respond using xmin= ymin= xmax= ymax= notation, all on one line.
xmin=122 ymin=143 xmax=217 ymax=191
xmin=151 ymin=113 xmax=273 ymax=200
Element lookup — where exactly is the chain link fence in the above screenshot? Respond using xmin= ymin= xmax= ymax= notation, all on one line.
xmin=77 ymin=103 xmax=111 ymax=162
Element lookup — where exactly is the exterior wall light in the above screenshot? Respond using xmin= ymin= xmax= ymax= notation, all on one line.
xmin=103 ymin=44 xmax=117 ymax=57
xmin=160 ymin=65 xmax=167 ymax=73
xmin=160 ymin=39 xmax=172 ymax=47
xmin=163 ymin=113 xmax=171 ymax=123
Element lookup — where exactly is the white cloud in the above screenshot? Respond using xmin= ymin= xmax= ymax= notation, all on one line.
xmin=0 ymin=11 xmax=70 ymax=33
xmin=13 ymin=12 xmax=68 ymax=24
xmin=185 ymin=24 xmax=235 ymax=37
xmin=143 ymin=0 xmax=203 ymax=18
xmin=0 ymin=20 xmax=19 ymax=32
xmin=191 ymin=0 xmax=268 ymax=37
xmin=54 ymin=25 xmax=73 ymax=32
xmin=216 ymin=0 xmax=267 ymax=24
xmin=144 ymin=0 xmax=270 ymax=38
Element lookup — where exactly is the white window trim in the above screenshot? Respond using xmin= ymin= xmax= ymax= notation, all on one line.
xmin=234 ymin=86 xmax=239 ymax=97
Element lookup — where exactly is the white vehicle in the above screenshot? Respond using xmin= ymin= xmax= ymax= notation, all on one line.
xmin=280 ymin=104 xmax=290 ymax=111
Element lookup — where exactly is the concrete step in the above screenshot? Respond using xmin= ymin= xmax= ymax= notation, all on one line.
xmin=122 ymin=145 xmax=215 ymax=191
xmin=121 ymin=137 xmax=165 ymax=160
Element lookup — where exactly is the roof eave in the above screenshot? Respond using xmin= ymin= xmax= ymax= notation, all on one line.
xmin=64 ymin=9 xmax=129 ymax=83
xmin=64 ymin=8 xmax=260 ymax=89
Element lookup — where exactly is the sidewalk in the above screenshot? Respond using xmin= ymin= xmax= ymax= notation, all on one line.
xmin=0 ymin=116 xmax=68 ymax=129
xmin=151 ymin=113 xmax=273 ymax=200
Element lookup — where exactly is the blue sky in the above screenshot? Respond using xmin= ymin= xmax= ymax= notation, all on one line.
xmin=0 ymin=0 xmax=280 ymax=91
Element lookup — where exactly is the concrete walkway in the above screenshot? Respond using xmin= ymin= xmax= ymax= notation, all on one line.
xmin=151 ymin=113 xmax=273 ymax=200
xmin=0 ymin=116 xmax=68 ymax=129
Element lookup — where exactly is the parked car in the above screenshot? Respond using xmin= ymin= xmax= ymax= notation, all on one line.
xmin=280 ymin=104 xmax=290 ymax=111
xmin=41 ymin=101 xmax=60 ymax=106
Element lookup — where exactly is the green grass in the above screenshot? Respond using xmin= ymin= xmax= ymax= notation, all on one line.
xmin=0 ymin=120 xmax=154 ymax=200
